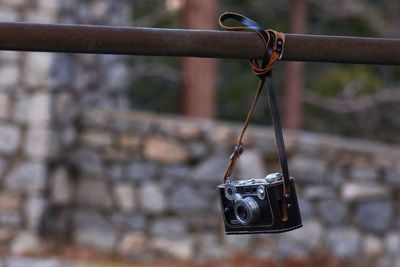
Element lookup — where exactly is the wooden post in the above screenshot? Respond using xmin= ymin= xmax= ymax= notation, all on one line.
xmin=283 ymin=0 xmax=308 ymax=130
xmin=181 ymin=0 xmax=217 ymax=118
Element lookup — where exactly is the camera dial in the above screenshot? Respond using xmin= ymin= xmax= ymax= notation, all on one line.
xmin=265 ymin=173 xmax=283 ymax=183
xmin=257 ymin=185 xmax=266 ymax=200
xmin=234 ymin=195 xmax=260 ymax=225
xmin=224 ymin=183 xmax=237 ymax=201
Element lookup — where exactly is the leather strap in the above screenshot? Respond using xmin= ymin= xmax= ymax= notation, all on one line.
xmin=219 ymin=12 xmax=290 ymax=195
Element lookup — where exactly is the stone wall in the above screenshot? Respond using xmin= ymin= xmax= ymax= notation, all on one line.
xmin=44 ymin=108 xmax=399 ymax=266
xmin=0 ymin=0 xmax=131 ymax=257
xmin=0 ymin=0 xmax=57 ymax=255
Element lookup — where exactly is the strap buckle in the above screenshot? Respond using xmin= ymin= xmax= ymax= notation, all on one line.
xmin=276 ymin=38 xmax=284 ymax=60
xmin=229 ymin=144 xmax=244 ymax=160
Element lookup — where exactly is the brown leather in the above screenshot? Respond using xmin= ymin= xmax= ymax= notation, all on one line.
xmin=220 ymin=14 xmax=286 ymax=184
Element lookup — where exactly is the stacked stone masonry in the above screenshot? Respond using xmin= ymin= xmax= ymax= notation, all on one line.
xmin=48 ymin=108 xmax=399 ymax=266
xmin=0 ymin=0 xmax=57 ymax=258
xmin=0 ymin=0 xmax=131 ymax=260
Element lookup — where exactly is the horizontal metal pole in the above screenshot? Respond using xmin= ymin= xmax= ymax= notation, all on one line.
xmin=0 ymin=22 xmax=399 ymax=65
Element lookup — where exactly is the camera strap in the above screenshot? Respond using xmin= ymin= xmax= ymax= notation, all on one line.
xmin=220 ymin=12 xmax=291 ymax=196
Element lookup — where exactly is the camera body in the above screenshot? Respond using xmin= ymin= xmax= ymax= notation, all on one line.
xmin=218 ymin=173 xmax=302 ymax=234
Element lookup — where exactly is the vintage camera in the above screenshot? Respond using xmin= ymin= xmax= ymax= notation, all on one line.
xmin=218 ymin=173 xmax=302 ymax=234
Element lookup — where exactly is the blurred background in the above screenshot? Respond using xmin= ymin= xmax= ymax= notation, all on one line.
xmin=0 ymin=0 xmax=400 ymax=267
xmin=127 ymin=0 xmax=400 ymax=142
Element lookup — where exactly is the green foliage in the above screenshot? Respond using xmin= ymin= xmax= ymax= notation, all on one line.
xmin=321 ymin=16 xmax=378 ymax=37
xmin=126 ymin=56 xmax=180 ymax=113
xmin=217 ymin=59 xmax=261 ymax=122
xmin=127 ymin=1 xmax=181 ymax=113
xmin=311 ymin=65 xmax=382 ymax=97
xmin=127 ymin=72 xmax=180 ymax=113
xmin=131 ymin=1 xmax=160 ymax=19
xmin=131 ymin=0 xmax=182 ymax=28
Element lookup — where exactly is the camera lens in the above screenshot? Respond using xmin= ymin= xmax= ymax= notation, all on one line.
xmin=236 ymin=205 xmax=248 ymax=220
xmin=234 ymin=197 xmax=260 ymax=225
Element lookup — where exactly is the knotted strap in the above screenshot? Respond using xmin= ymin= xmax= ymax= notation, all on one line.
xmin=219 ymin=12 xmax=290 ymax=196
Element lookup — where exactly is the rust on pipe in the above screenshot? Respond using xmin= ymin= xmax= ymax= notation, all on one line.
xmin=0 ymin=22 xmax=399 ymax=65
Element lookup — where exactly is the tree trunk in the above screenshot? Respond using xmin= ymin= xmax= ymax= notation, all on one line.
xmin=283 ymin=0 xmax=308 ymax=130
xmin=181 ymin=0 xmax=217 ymax=118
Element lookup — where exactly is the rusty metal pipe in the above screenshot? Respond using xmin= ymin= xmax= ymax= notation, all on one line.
xmin=0 ymin=22 xmax=399 ymax=65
